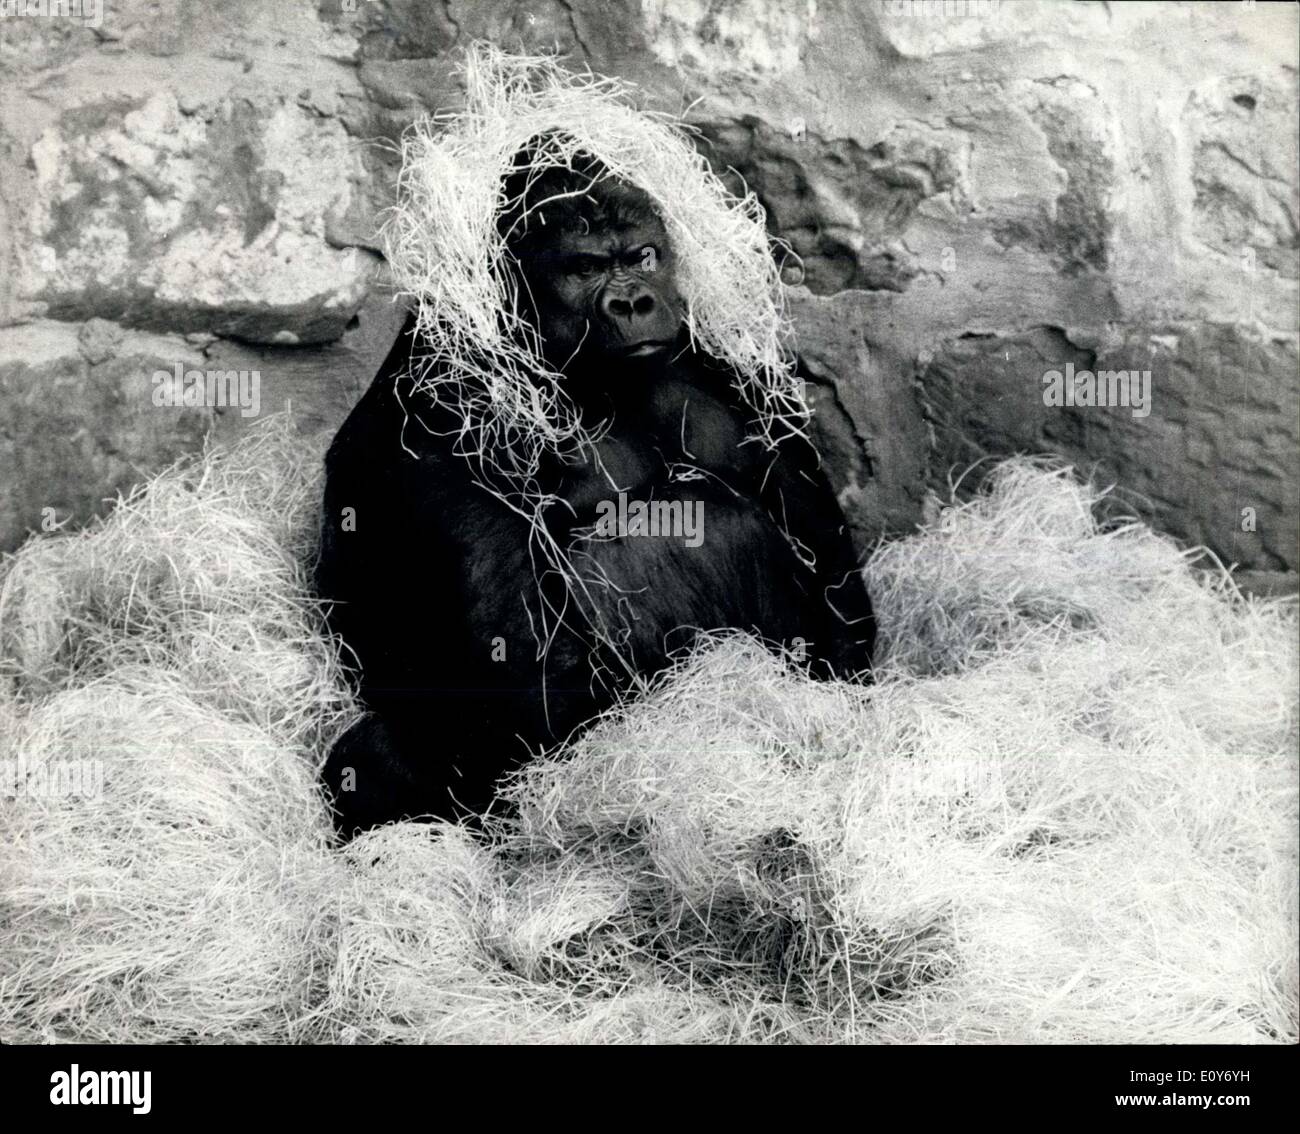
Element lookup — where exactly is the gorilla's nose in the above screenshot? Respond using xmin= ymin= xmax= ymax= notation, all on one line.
xmin=600 ymin=285 xmax=656 ymax=322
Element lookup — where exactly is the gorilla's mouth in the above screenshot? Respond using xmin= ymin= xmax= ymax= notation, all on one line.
xmin=620 ymin=340 xmax=673 ymax=358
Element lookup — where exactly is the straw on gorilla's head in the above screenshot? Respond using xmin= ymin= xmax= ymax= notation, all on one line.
xmin=381 ymin=43 xmax=808 ymax=485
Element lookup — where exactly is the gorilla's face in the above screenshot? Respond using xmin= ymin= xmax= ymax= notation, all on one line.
xmin=519 ymin=211 xmax=684 ymax=368
xmin=503 ymin=167 xmax=686 ymax=378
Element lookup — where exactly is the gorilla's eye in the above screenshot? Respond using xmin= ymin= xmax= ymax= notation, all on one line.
xmin=565 ymin=255 xmax=606 ymax=278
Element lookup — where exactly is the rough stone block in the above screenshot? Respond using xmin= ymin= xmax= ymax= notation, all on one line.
xmin=20 ymin=92 xmax=378 ymax=344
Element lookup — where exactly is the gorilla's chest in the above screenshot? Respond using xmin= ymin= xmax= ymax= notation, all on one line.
xmin=548 ymin=379 xmax=761 ymax=521
xmin=440 ymin=380 xmax=796 ymax=655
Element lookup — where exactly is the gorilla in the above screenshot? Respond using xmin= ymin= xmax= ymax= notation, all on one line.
xmin=315 ymin=150 xmax=875 ymax=838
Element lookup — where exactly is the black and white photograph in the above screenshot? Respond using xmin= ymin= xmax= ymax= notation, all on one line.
xmin=0 ymin=0 xmax=1296 ymax=1093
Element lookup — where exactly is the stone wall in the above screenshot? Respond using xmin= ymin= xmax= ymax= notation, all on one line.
xmin=1 ymin=0 xmax=1296 ymax=584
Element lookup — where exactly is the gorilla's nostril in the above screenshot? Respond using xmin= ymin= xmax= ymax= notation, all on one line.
xmin=604 ymin=290 xmax=654 ymax=321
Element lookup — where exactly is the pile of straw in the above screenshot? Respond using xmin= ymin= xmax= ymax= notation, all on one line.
xmin=0 ymin=426 xmax=350 ymax=1041
xmin=1 ymin=421 xmax=1292 ymax=1044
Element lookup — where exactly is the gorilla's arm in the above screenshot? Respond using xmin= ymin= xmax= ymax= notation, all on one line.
xmin=628 ymin=349 xmax=876 ymax=680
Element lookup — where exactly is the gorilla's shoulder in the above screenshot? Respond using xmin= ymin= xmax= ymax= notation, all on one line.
xmin=324 ymin=315 xmax=462 ymax=476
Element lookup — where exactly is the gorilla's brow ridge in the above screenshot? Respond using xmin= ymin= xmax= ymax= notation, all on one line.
xmin=501 ymin=161 xmax=661 ymax=249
